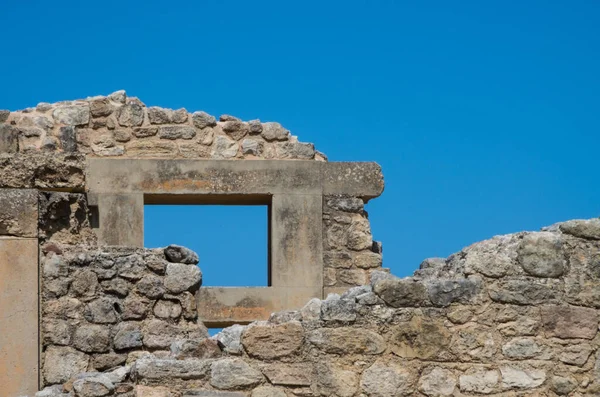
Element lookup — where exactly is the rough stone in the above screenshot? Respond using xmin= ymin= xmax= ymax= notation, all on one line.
xmin=241 ymin=139 xmax=263 ymax=156
xmin=390 ymin=316 xmax=450 ymax=360
xmin=59 ymin=126 xmax=77 ymax=152
xmin=72 ymin=324 xmax=111 ymax=353
xmin=500 ymin=366 xmax=546 ymax=390
xmin=426 ymin=277 xmax=481 ymax=307
xmin=136 ymin=274 xmax=165 ymax=299
xmin=117 ymin=104 xmax=144 ymax=127
xmin=501 ymin=337 xmax=545 ymax=359
xmin=53 ymin=105 xmax=90 ymax=126
xmin=418 ymin=367 xmax=457 ymax=397
xmin=459 ymin=369 xmax=499 ymax=394
xmin=210 ymin=358 xmax=263 ymax=390
xmin=132 ymin=126 xmax=158 ymax=138
xmin=134 ymin=356 xmax=211 ymax=380
xmin=361 ymin=359 xmax=417 ymax=396
xmin=316 ymin=362 xmax=358 ymax=397
xmin=308 ymin=327 xmax=385 ymax=354
xmin=153 ymin=299 xmax=182 ymax=319
xmin=540 ymin=305 xmax=599 ymax=339
xmin=71 ymin=270 xmax=99 ymax=298
xmin=551 ymin=375 xmax=578 ymax=395
xmin=43 ymin=346 xmax=89 ymax=384
xmin=72 ymin=374 xmax=114 ymax=397
xmin=159 ymin=125 xmax=196 ymax=140
xmin=85 ymin=297 xmax=118 ymax=324
xmin=222 ymin=120 xmax=248 ymax=141
xmin=242 ymin=322 xmax=304 ymax=359
xmin=373 ymin=278 xmax=429 ymax=307
xmin=164 ymin=263 xmax=202 ymax=293
xmin=212 ymin=135 xmax=239 ymax=158
xmin=261 ymin=122 xmax=289 ymax=142
xmin=251 ymin=386 xmax=286 ymax=397
xmin=113 ymin=322 xmax=143 ymax=350
xmin=0 ymin=124 xmax=18 ymax=152
xmin=559 ymin=343 xmax=593 ymax=366
xmin=260 ymin=363 xmax=312 ymax=386
xmin=488 ymin=279 xmax=558 ymax=305
xmin=320 ymin=295 xmax=357 ymax=321
xmin=171 ymin=338 xmax=222 ymax=359
xmin=214 ymin=324 xmax=245 ymax=355
xmin=164 ymin=244 xmax=199 ymax=264
xmin=560 ymin=218 xmax=600 ymax=240
xmin=192 ymin=111 xmax=217 ymax=129
xmin=518 ymin=232 xmax=565 ymax=277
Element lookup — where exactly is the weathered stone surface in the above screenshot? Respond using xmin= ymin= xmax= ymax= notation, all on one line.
xmin=500 ymin=366 xmax=546 ymax=390
xmin=0 ymin=152 xmax=85 ymax=189
xmin=390 ymin=316 xmax=450 ymax=359
xmin=518 ymin=232 xmax=565 ymax=277
xmin=125 ymin=140 xmax=177 ymax=157
xmin=320 ymin=295 xmax=357 ymax=321
xmin=212 ymin=135 xmax=239 ymax=158
xmin=43 ymin=319 xmax=72 ymax=346
xmin=459 ymin=369 xmax=499 ymax=394
xmin=260 ymin=363 xmax=312 ymax=386
xmin=275 ymin=142 xmax=315 ymax=159
xmin=488 ymin=279 xmax=558 ymax=305
xmin=141 ymin=319 xmax=203 ymax=349
xmin=134 ymin=356 xmax=211 ymax=380
xmin=71 ymin=270 xmax=99 ymax=298
xmin=501 ymin=337 xmax=546 ymax=360
xmin=450 ymin=325 xmax=496 ymax=361
xmin=426 ymin=277 xmax=481 ymax=307
xmin=113 ymin=322 xmax=143 ymax=350
xmin=136 ymin=274 xmax=165 ymax=299
xmin=418 ymin=367 xmax=457 ymax=397
xmin=85 ymin=297 xmax=118 ymax=324
xmin=135 ymin=385 xmax=177 ymax=397
xmin=117 ymin=104 xmax=144 ymax=127
xmin=361 ymin=359 xmax=416 ymax=396
xmin=214 ymin=324 xmax=245 ymax=355
xmin=242 ymin=322 xmax=304 ymax=359
xmin=308 ymin=327 xmax=385 ymax=354
xmin=261 ymin=122 xmax=289 ymax=142
xmin=222 ymin=120 xmax=248 ymax=141
xmin=559 ymin=343 xmax=593 ymax=366
xmin=551 ymin=375 xmax=578 ymax=395
xmin=560 ymin=218 xmax=600 ymax=240
xmin=0 ymin=124 xmax=18 ymax=153
xmin=192 ymin=111 xmax=217 ymax=129
xmin=0 ymin=188 xmax=38 ymax=237
xmin=241 ymin=139 xmax=263 ymax=156
xmin=316 ymin=362 xmax=358 ymax=397
xmin=153 ymin=299 xmax=182 ymax=319
xmin=164 ymin=244 xmax=199 ymax=264
xmin=210 ymin=358 xmax=263 ymax=390
xmin=540 ymin=305 xmax=599 ymax=339
xmin=73 ymin=324 xmax=111 ymax=353
xmin=72 ymin=374 xmax=114 ymax=397
xmin=92 ymin=353 xmax=127 ymax=371
xmin=43 ymin=346 xmax=89 ymax=384
xmin=164 ymin=263 xmax=202 ymax=293
xmin=250 ymin=386 xmax=286 ymax=397
xmin=373 ymin=278 xmax=429 ymax=307
xmin=53 ymin=105 xmax=90 ymax=126
xmin=132 ymin=126 xmax=158 ymax=138
xmin=159 ymin=125 xmax=196 ymax=140
xmin=171 ymin=338 xmax=222 ymax=359
xmin=90 ymin=98 xmax=113 ymax=117
xmin=0 ymin=109 xmax=9 ymax=122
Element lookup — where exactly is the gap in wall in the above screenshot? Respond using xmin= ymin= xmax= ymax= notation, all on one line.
xmin=144 ymin=205 xmax=269 ymax=287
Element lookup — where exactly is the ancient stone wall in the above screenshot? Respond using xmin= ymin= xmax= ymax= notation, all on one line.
xmin=37 ymin=218 xmax=600 ymax=396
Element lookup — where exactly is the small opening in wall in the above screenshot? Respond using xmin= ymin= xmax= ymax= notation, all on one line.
xmin=144 ymin=199 xmax=270 ymax=287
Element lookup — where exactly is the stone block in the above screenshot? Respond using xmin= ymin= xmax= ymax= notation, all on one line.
xmin=0 ymin=189 xmax=38 ymax=237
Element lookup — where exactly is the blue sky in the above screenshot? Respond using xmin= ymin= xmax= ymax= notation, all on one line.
xmin=2 ymin=1 xmax=599 ymax=280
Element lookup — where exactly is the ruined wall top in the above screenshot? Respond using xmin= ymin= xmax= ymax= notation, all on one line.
xmin=0 ymin=90 xmax=326 ymax=161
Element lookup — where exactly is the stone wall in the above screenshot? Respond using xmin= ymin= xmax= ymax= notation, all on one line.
xmin=1 ymin=91 xmax=325 ymax=161
xmin=37 ymin=218 xmax=600 ymax=396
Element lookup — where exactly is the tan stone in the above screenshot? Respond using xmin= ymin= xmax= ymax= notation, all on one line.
xmin=540 ymin=305 xmax=599 ymax=339
xmin=390 ymin=316 xmax=450 ymax=360
xmin=242 ymin=322 xmax=304 ymax=359
xmin=308 ymin=327 xmax=385 ymax=354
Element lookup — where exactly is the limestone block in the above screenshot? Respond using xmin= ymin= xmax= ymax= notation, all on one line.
xmin=0 ymin=189 xmax=38 ymax=237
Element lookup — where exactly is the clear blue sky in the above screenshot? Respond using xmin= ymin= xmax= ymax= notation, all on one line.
xmin=2 ymin=1 xmax=599 ymax=282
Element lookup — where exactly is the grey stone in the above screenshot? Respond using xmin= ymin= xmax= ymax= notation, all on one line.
xmin=121 ymin=294 xmax=150 ymax=320
xmin=222 ymin=120 xmax=248 ymax=140
xmin=261 ymin=122 xmax=289 ymax=141
xmin=73 ymin=324 xmax=111 ymax=353
xmin=164 ymin=263 xmax=202 ymax=293
xmin=153 ymin=299 xmax=182 ymax=319
xmin=35 ymin=385 xmax=71 ymax=397
xmin=488 ymin=279 xmax=558 ymax=305
xmin=241 ymin=139 xmax=263 ymax=156
xmin=134 ymin=356 xmax=212 ymax=380
xmin=100 ymin=277 xmax=132 ymax=297
xmin=373 ymin=278 xmax=429 ymax=307
xmin=71 ymin=269 xmax=99 ymax=298
xmin=186 ymin=391 xmax=245 ymax=397
xmin=251 ymin=386 xmax=286 ymax=397
xmin=171 ymin=338 xmax=222 ymax=359
xmin=214 ymin=324 xmax=245 ymax=355
xmin=59 ymin=126 xmax=77 ymax=152
xmin=90 ymin=98 xmax=113 ymax=117
xmin=136 ymin=274 xmax=165 ymax=299
xmin=113 ymin=322 xmax=143 ymax=350
xmin=347 ymin=216 xmax=373 ymax=250
xmin=0 ymin=110 xmax=9 ymax=122
xmin=321 ymin=294 xmax=357 ymax=322
xmin=327 ymin=196 xmax=364 ymax=213
xmin=41 ymin=136 xmax=58 ymax=151
xmin=500 ymin=366 xmax=546 ymax=390
xmin=551 ymin=375 xmax=578 ymax=395
xmin=192 ymin=111 xmax=217 ymax=129
xmin=459 ymin=369 xmax=499 ymax=394
xmin=210 ymin=358 xmax=263 ymax=390
xmin=85 ymin=297 xmax=118 ymax=324
xmin=418 ymin=367 xmax=457 ymax=397
xmin=276 ymin=142 xmax=315 ymax=159
xmin=212 ymin=135 xmax=239 ymax=158
xmin=43 ymin=346 xmax=89 ymax=384
xmin=518 ymin=232 xmax=565 ymax=277
xmin=43 ymin=254 xmax=69 ymax=278
xmin=147 ymin=107 xmax=172 ymax=124
xmin=560 ymin=218 xmax=600 ymax=240
xmin=43 ymin=319 xmax=72 ymax=346
xmin=158 ymin=125 xmax=196 ymax=140
xmin=268 ymin=310 xmax=301 ymax=324
xmin=300 ymin=298 xmax=322 ymax=322
xmin=116 ymin=254 xmax=146 ymax=281
xmin=92 ymin=352 xmax=127 ymax=371
xmin=117 ymin=103 xmax=144 ymax=127
xmin=220 ymin=114 xmax=240 ymax=122
xmin=132 ymin=126 xmax=158 ymax=138
xmin=106 ymin=364 xmax=130 ymax=384
xmin=426 ymin=277 xmax=481 ymax=307
xmin=108 ymin=90 xmax=126 ymax=103
xmin=164 ymin=244 xmax=199 ymax=264
xmin=317 ymin=362 xmax=359 ymax=397
xmin=53 ymin=104 xmax=90 ymax=125
xmin=308 ymin=327 xmax=385 ymax=354
xmin=559 ymin=343 xmax=593 ymax=366
xmin=0 ymin=124 xmax=18 ymax=153
xmin=73 ymin=374 xmax=114 ymax=397
xmin=248 ymin=119 xmax=262 ymax=134
xmin=501 ymin=338 xmax=544 ymax=359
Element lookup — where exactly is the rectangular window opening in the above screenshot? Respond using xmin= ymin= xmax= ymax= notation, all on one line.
xmin=144 ymin=198 xmax=271 ymax=287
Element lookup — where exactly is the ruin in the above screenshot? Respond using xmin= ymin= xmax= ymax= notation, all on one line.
xmin=0 ymin=91 xmax=598 ymax=397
